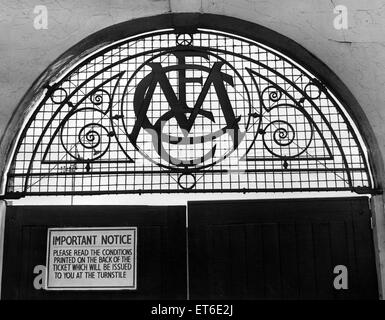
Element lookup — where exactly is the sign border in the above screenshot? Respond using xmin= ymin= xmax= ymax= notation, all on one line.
xmin=45 ymin=226 xmax=137 ymax=291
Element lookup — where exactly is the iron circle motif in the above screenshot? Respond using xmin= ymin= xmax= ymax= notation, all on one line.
xmin=177 ymin=173 xmax=196 ymax=190
xmin=261 ymin=86 xmax=282 ymax=110
xmin=51 ymin=88 xmax=68 ymax=104
xmin=89 ymin=89 xmax=111 ymax=111
xmin=304 ymin=83 xmax=321 ymax=99
xmin=262 ymin=104 xmax=314 ymax=159
xmin=118 ymin=47 xmax=256 ymax=171
xmin=176 ymin=33 xmax=193 ymax=46
xmin=60 ymin=109 xmax=111 ymax=161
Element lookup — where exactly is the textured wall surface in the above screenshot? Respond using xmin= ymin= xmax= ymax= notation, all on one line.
xmin=0 ymin=0 xmax=170 ymax=136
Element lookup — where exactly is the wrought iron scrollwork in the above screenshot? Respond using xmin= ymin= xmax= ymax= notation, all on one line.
xmin=5 ymin=29 xmax=372 ymax=195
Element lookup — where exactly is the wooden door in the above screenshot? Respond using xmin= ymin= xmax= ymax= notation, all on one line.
xmin=188 ymin=197 xmax=378 ymax=300
xmin=2 ymin=205 xmax=187 ymax=299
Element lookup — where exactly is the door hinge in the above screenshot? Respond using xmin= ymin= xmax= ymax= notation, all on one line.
xmin=370 ymin=217 xmax=374 ymax=229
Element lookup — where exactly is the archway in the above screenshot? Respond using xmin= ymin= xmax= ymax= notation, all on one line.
xmin=0 ymin=13 xmax=382 ymax=300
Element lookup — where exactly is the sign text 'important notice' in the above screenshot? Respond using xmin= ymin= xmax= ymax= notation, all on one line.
xmin=46 ymin=227 xmax=137 ymax=290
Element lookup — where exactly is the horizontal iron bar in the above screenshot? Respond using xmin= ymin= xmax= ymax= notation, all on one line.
xmin=7 ymin=167 xmax=366 ymax=177
xmin=0 ymin=187 xmax=380 ymax=200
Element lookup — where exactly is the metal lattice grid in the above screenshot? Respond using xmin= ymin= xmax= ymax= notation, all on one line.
xmin=4 ymin=28 xmax=373 ymax=196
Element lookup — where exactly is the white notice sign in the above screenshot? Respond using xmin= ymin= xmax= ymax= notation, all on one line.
xmin=46 ymin=227 xmax=137 ymax=290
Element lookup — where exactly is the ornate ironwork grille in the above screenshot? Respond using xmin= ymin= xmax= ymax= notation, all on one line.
xmin=5 ymin=29 xmax=373 ymax=196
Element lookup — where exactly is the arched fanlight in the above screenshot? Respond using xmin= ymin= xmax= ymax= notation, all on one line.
xmin=4 ymin=27 xmax=373 ymax=196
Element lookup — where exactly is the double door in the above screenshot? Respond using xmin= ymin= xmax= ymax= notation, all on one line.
xmin=1 ymin=197 xmax=378 ymax=299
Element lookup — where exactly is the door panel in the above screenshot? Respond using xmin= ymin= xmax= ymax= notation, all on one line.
xmin=2 ymin=205 xmax=187 ymax=300
xmin=188 ymin=197 xmax=378 ymax=300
